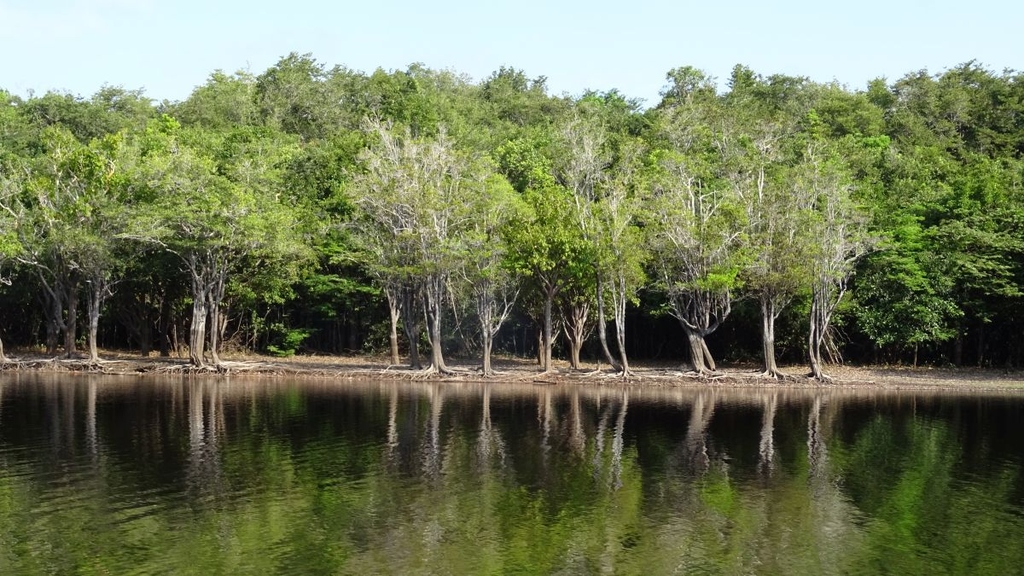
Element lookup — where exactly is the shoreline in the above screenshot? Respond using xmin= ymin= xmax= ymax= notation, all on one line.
xmin=3 ymin=350 xmax=1024 ymax=392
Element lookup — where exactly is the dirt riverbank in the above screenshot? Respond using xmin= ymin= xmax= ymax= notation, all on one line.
xmin=3 ymin=349 xmax=1024 ymax=391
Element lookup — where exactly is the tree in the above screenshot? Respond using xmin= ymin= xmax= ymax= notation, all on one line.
xmin=18 ymin=126 xmax=128 ymax=360
xmin=463 ymin=170 xmax=522 ymax=375
xmin=732 ymin=120 xmax=811 ymax=377
xmin=506 ymin=185 xmax=591 ymax=372
xmin=557 ymin=262 xmax=595 ymax=371
xmin=133 ymin=117 xmax=308 ymax=368
xmin=352 ymin=119 xmax=477 ymax=375
xmin=254 ymin=53 xmax=347 ymax=141
xmin=595 ymin=139 xmax=647 ymax=376
xmin=0 ymin=161 xmax=24 ymax=361
xmin=553 ymin=112 xmax=620 ymax=371
xmin=174 ymin=70 xmax=259 ymax=130
xmin=648 ymin=80 xmax=747 ymax=374
xmin=723 ymin=67 xmax=833 ymax=378
xmin=78 ymin=134 xmax=132 ymax=363
xmin=800 ymin=144 xmax=872 ymax=379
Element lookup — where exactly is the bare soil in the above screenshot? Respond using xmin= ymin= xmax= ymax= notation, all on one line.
xmin=4 ymin=348 xmax=1024 ymax=391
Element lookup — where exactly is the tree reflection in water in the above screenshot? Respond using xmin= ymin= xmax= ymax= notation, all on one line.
xmin=476 ymin=383 xmax=506 ymax=470
xmin=186 ymin=380 xmax=225 ymax=502
xmin=684 ymin=390 xmax=716 ymax=475
xmin=0 ymin=377 xmax=1022 ymax=575
xmin=758 ymin=391 xmax=777 ymax=477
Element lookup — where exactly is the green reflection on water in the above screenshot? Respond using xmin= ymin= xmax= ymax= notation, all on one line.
xmin=0 ymin=377 xmax=1022 ymax=575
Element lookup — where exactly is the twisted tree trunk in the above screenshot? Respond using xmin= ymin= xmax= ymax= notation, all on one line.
xmin=672 ymin=291 xmax=730 ymax=375
xmin=423 ymin=274 xmax=452 ymax=375
xmin=207 ymin=267 xmax=227 ymax=367
xmin=760 ymin=294 xmax=786 ymax=379
xmin=562 ymin=301 xmax=590 ymax=371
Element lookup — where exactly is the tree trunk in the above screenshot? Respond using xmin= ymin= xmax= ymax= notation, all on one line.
xmin=808 ymin=296 xmax=825 ymax=380
xmin=760 ymin=296 xmax=780 ymax=378
xmin=542 ymin=286 xmax=556 ymax=372
xmin=482 ymin=331 xmax=493 ymax=376
xmin=670 ymin=291 xmax=728 ymax=376
xmin=45 ymin=317 xmax=59 ymax=355
xmin=208 ymin=305 xmax=221 ymax=366
xmin=424 ymin=274 xmax=451 ymax=374
xmin=567 ymin=333 xmax=582 ymax=369
xmin=400 ymin=285 xmax=421 ymax=369
xmin=595 ymin=276 xmax=621 ymax=371
xmin=682 ymin=325 xmax=709 ymax=374
xmin=386 ymin=288 xmax=401 ymax=366
xmin=615 ymin=321 xmax=629 ymax=375
xmin=63 ymin=280 xmax=79 ymax=358
xmin=37 ymin=270 xmax=66 ymax=356
xmin=158 ymin=294 xmax=171 ymax=357
xmin=700 ymin=337 xmax=717 ymax=371
xmin=189 ymin=295 xmax=208 ymax=368
xmin=138 ymin=322 xmax=152 ymax=357
xmin=477 ymin=285 xmax=501 ymax=377
xmin=562 ymin=302 xmax=589 ymax=371
xmin=0 ymin=334 xmax=7 ymax=363
xmin=206 ymin=266 xmax=228 ymax=368
xmin=611 ymin=275 xmax=630 ymax=376
xmin=86 ymin=280 xmax=104 ymax=363
xmin=536 ymin=327 xmax=544 ymax=367
xmin=428 ymin=319 xmax=447 ymax=373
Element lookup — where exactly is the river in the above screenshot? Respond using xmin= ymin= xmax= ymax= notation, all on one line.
xmin=1 ymin=374 xmax=1022 ymax=575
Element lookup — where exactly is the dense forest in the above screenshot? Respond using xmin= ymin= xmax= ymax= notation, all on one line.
xmin=0 ymin=55 xmax=1022 ymax=376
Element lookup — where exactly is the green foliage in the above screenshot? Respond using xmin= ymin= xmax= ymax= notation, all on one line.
xmin=495 ymin=132 xmax=556 ymax=193
xmin=505 ymin=185 xmax=593 ymax=284
xmin=266 ymin=325 xmax=313 ymax=357
xmin=1 ymin=58 xmax=1024 ymax=365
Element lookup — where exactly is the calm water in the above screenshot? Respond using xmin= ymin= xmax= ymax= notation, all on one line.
xmin=1 ymin=375 xmax=1023 ymax=575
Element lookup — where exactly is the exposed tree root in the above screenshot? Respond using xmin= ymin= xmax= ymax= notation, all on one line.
xmin=412 ymin=365 xmax=459 ymax=379
xmin=0 ymin=357 xmax=118 ymax=373
xmin=676 ymin=368 xmax=725 ymax=380
xmin=155 ymin=363 xmax=221 ymax=375
xmin=756 ymin=369 xmax=799 ymax=381
xmin=615 ymin=369 xmax=639 ymax=382
xmin=809 ymin=373 xmax=835 ymax=383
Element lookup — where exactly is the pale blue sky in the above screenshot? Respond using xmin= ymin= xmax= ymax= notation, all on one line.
xmin=1 ymin=0 xmax=1020 ymax=106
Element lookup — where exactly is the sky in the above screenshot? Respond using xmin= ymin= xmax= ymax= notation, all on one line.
xmin=1 ymin=0 xmax=1021 ymax=107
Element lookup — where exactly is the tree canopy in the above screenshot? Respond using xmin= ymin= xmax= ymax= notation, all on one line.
xmin=2 ymin=55 xmax=1023 ymax=373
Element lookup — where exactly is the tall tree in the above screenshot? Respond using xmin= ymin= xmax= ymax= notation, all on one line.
xmin=463 ymin=170 xmax=522 ymax=375
xmin=133 ymin=117 xmax=308 ymax=368
xmin=595 ymin=138 xmax=647 ymax=376
xmin=0 ymin=161 xmax=24 ymax=361
xmin=19 ymin=126 xmax=128 ymax=359
xmin=553 ymin=112 xmax=621 ymax=371
xmin=506 ymin=185 xmax=591 ymax=372
xmin=352 ymin=119 xmax=477 ymax=375
xmin=649 ymin=72 xmax=746 ymax=374
xmin=800 ymin=143 xmax=872 ymax=379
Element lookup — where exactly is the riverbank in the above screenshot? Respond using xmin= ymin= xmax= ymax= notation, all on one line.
xmin=3 ymin=349 xmax=1024 ymax=391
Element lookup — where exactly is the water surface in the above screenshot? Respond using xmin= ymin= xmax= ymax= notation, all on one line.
xmin=1 ymin=374 xmax=1022 ymax=575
